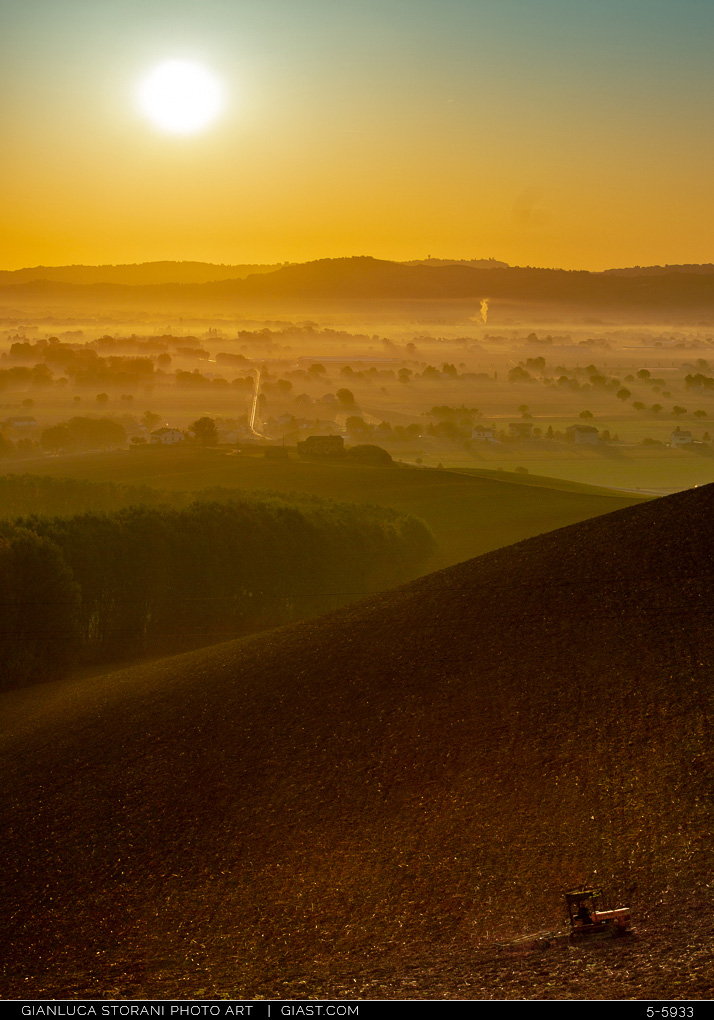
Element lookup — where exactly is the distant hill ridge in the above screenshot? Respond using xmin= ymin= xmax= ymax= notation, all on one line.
xmin=403 ymin=257 xmax=510 ymax=269
xmin=603 ymin=263 xmax=714 ymax=276
xmin=4 ymin=255 xmax=714 ymax=285
xmin=0 ymin=256 xmax=510 ymax=285
xmin=4 ymin=255 xmax=714 ymax=309
xmin=2 ymin=482 xmax=713 ymax=998
xmin=0 ymin=260 xmax=281 ymax=286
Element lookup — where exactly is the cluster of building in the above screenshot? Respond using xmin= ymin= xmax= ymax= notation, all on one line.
xmin=472 ymin=422 xmax=600 ymax=444
xmin=150 ymin=422 xmax=699 ymax=450
xmin=472 ymin=423 xmax=697 ymax=447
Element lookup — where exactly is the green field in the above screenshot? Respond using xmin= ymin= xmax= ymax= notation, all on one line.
xmin=409 ymin=439 xmax=714 ymax=493
xmin=11 ymin=445 xmax=647 ymax=570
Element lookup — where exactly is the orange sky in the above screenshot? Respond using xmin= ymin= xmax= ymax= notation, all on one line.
xmin=2 ymin=0 xmax=714 ymax=271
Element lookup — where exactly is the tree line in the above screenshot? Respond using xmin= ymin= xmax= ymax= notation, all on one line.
xmin=0 ymin=494 xmax=435 ymax=687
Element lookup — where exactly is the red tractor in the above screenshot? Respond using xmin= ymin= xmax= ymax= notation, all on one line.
xmin=565 ymin=887 xmax=631 ymax=939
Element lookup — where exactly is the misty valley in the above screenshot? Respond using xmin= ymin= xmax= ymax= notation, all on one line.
xmin=2 ymin=260 xmax=714 ymax=1001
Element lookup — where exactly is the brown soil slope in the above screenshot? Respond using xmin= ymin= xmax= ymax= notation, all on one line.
xmin=2 ymin=487 xmax=714 ymax=1000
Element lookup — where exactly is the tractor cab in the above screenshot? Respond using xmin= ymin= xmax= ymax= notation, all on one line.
xmin=565 ymin=887 xmax=631 ymax=939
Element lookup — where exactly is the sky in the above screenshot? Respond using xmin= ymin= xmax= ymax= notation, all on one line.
xmin=2 ymin=0 xmax=714 ymax=271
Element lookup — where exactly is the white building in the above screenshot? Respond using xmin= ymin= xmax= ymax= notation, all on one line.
xmin=567 ymin=424 xmax=599 ymax=445
xmin=671 ymin=429 xmax=693 ymax=447
xmin=472 ymin=425 xmax=496 ymax=442
xmin=3 ymin=415 xmax=36 ymax=429
xmin=150 ymin=427 xmax=185 ymax=444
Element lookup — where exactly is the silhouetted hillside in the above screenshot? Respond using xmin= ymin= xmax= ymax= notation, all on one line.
xmin=603 ymin=263 xmax=714 ymax=276
xmin=5 ymin=256 xmax=714 ymax=313
xmin=402 ymin=257 xmax=510 ymax=269
xmin=2 ymin=486 xmax=714 ymax=998
xmin=0 ymin=261 xmax=279 ymax=286
xmin=229 ymin=257 xmax=714 ymax=307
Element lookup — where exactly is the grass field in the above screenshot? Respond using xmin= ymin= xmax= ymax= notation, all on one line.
xmin=9 ymin=445 xmax=646 ymax=569
xmin=410 ymin=439 xmax=714 ymax=492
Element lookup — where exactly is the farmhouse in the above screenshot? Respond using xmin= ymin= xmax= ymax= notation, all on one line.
xmin=472 ymin=425 xmax=496 ymax=442
xmin=567 ymin=424 xmax=599 ymax=445
xmin=150 ymin=427 xmax=185 ymax=445
xmin=2 ymin=416 xmax=37 ymax=430
xmin=671 ymin=428 xmax=693 ymax=447
xmin=297 ymin=435 xmax=345 ymax=458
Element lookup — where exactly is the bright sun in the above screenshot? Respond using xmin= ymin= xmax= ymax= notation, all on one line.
xmin=138 ymin=61 xmax=224 ymax=134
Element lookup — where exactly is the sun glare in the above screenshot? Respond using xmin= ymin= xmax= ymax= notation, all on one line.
xmin=138 ymin=61 xmax=224 ymax=135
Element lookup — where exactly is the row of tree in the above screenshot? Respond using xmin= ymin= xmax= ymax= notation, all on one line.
xmin=0 ymin=474 xmax=184 ymax=517
xmin=0 ymin=495 xmax=435 ymax=687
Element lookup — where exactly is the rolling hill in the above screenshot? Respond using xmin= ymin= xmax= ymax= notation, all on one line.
xmin=0 ymin=256 xmax=510 ymax=285
xmin=5 ymin=256 xmax=714 ymax=313
xmin=2 ymin=485 xmax=713 ymax=999
xmin=0 ymin=261 xmax=280 ymax=286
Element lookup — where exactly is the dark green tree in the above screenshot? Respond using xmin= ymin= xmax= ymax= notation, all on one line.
xmin=141 ymin=410 xmax=162 ymax=429
xmin=345 ymin=416 xmax=371 ymax=436
xmin=0 ymin=433 xmax=15 ymax=458
xmin=345 ymin=444 xmax=393 ymax=464
xmin=41 ymin=423 xmax=73 ymax=453
xmin=508 ymin=366 xmax=531 ymax=383
xmin=0 ymin=527 xmax=80 ymax=687
xmin=190 ymin=417 xmax=219 ymax=445
xmin=336 ymin=388 xmax=356 ymax=407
